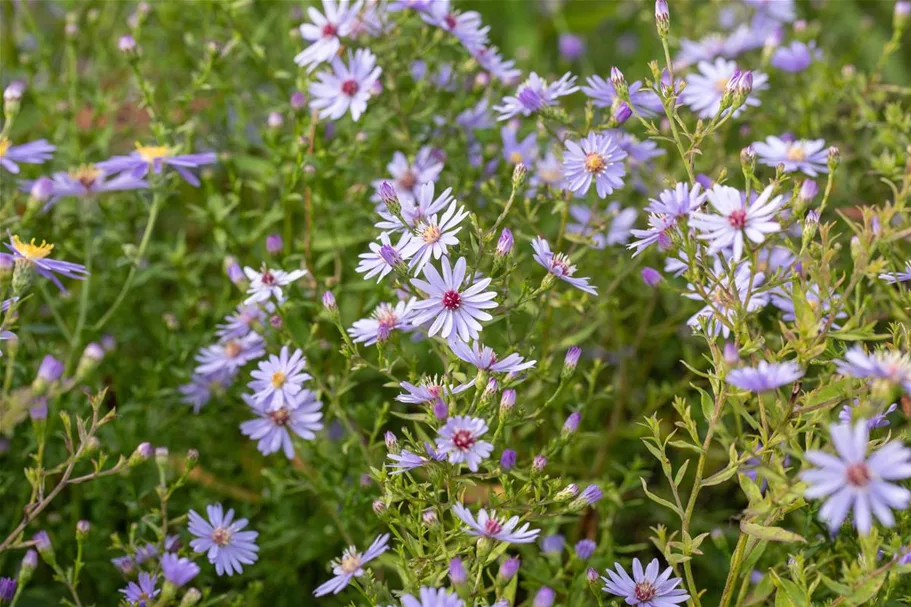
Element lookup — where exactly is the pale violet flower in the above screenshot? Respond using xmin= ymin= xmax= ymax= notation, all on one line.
xmin=401 ymin=587 xmax=465 ymax=607
xmin=449 ymin=339 xmax=536 ymax=374
xmin=400 ymin=201 xmax=470 ymax=274
xmin=494 ymin=72 xmax=578 ymax=121
xmin=248 ymin=346 xmax=311 ymax=411
xmin=835 ymin=347 xmax=911 ymax=394
xmin=371 ymin=147 xmax=444 ymax=206
xmin=562 ymin=132 xmax=627 ymax=199
xmin=601 ymin=558 xmax=690 ymax=606
xmin=435 ymin=415 xmax=494 ymax=472
xmin=690 ymin=185 xmax=785 ymax=261
xmin=452 ymin=503 xmax=540 ymax=544
xmin=348 ymin=299 xmax=416 ymax=345
xmin=531 ymin=236 xmax=598 ymax=295
xmin=313 ymin=534 xmax=390 ymax=596
xmin=240 ymin=391 xmax=323 ymax=459
xmin=194 ymin=333 xmax=266 ymax=376
xmin=581 ymin=76 xmax=663 ymax=116
xmin=188 ymin=504 xmax=259 ymax=576
xmin=879 ymin=261 xmax=911 ymax=284
xmin=356 ymin=232 xmax=413 ymax=282
xmin=376 ymin=182 xmax=455 ymax=235
xmin=294 ymin=0 xmax=363 ymax=71
xmin=243 ymin=266 xmax=307 ymax=305
xmin=752 ymin=136 xmax=828 ymax=176
xmin=309 ymin=48 xmax=382 ymax=121
xmin=681 ymin=58 xmax=768 ymax=119
xmin=726 ymin=361 xmax=804 ymax=392
xmin=410 ymin=256 xmax=497 ymax=341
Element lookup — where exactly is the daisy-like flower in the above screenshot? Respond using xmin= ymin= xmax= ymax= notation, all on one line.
xmin=396 ymin=377 xmax=473 ymax=406
xmin=160 ymin=553 xmax=200 ymax=587
xmin=835 ymin=347 xmax=911 ymax=394
xmin=726 ymin=361 xmax=804 ymax=392
xmin=675 ymin=24 xmax=763 ymax=68
xmin=645 ymin=182 xmax=707 ymax=220
xmin=501 ymin=126 xmax=537 ymax=166
xmin=752 ymin=136 xmax=828 ymax=176
xmin=6 ymin=235 xmax=89 ymax=291
xmin=313 ymin=534 xmax=391 ymax=596
xmin=216 ymin=304 xmax=267 ymax=341
xmin=356 ymin=232 xmax=413 ymax=282
xmin=243 ymin=265 xmax=307 ymax=305
xmin=188 ymin=503 xmax=260 ymax=576
xmin=800 ymin=421 xmax=911 ymax=534
xmin=879 ymin=261 xmax=911 ymax=284
xmin=376 ymin=182 xmax=455 ymax=235
xmin=452 ymin=503 xmax=540 ymax=544
xmin=96 ymin=143 xmax=216 ymax=186
xmin=567 ymin=201 xmax=638 ymax=249
xmin=410 ymin=256 xmax=497 ymax=341
xmin=628 ymin=214 xmax=675 ymax=257
xmin=248 ymin=345 xmax=311 ymax=411
xmin=601 ymin=558 xmax=690 ymax=606
xmin=456 ymin=98 xmax=494 ymax=133
xmin=401 ymin=201 xmax=470 ymax=273
xmin=531 ymin=151 xmax=564 ymax=190
xmin=420 ymin=0 xmax=489 ymax=51
xmin=348 ymin=299 xmax=416 ymax=345
xmin=531 ymin=236 xmax=598 ymax=295
xmin=681 ymin=58 xmax=768 ymax=119
xmin=401 ymin=587 xmax=465 ymax=607
xmin=690 ymin=185 xmax=785 ymax=261
xmin=449 ymin=339 xmax=536 ymax=374
xmin=771 ymin=41 xmax=819 ymax=73
xmin=435 ymin=416 xmax=494 ymax=472
xmin=0 ymin=137 xmax=55 ymax=173
xmin=22 ymin=165 xmax=148 ymax=210
xmin=562 ymin=132 xmax=627 ymax=199
xmin=179 ymin=369 xmax=234 ymax=413
xmin=294 ymin=0 xmax=363 ymax=71
xmin=119 ymin=572 xmax=159 ymax=605
xmin=581 ymin=76 xmax=664 ymax=116
xmin=386 ymin=443 xmax=445 ymax=475
xmin=494 ymin=72 xmax=578 ymax=121
xmin=194 ymin=332 xmax=266 ymax=376
xmin=471 ymin=45 xmax=521 ymax=84
xmin=839 ymin=400 xmax=897 ymax=430
xmin=309 ymin=48 xmax=382 ymax=121
xmin=685 ymin=262 xmax=769 ymax=338
xmin=371 ymin=147 xmax=444 ymax=206
xmin=240 ymin=391 xmax=323 ymax=459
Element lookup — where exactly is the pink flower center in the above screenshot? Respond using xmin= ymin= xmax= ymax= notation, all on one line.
xmin=322 ymin=23 xmax=337 ymax=37
xmin=452 ymin=429 xmax=475 ymax=450
xmin=846 ymin=463 xmax=871 ymax=487
xmin=728 ymin=209 xmax=747 ymax=228
xmin=550 ymin=253 xmax=574 ymax=277
xmin=261 ymin=271 xmax=276 ymax=286
xmin=427 ymin=385 xmax=442 ymax=397
xmin=444 ymin=13 xmax=457 ymax=30
xmin=441 ymin=290 xmax=462 ymax=310
xmin=211 ymin=526 xmax=232 ymax=546
xmin=269 ymin=408 xmax=290 ymax=426
xmin=399 ymin=170 xmax=417 ymax=190
xmin=341 ymin=79 xmax=359 ymax=96
xmin=634 ymin=581 xmax=657 ymax=601
xmin=483 ymin=518 xmax=503 ymax=536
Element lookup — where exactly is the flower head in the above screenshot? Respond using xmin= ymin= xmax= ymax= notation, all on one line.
xmin=581 ymin=76 xmax=663 ymax=116
xmin=501 ymin=126 xmax=538 ymax=166
xmin=188 ymin=503 xmax=260 ymax=576
xmin=601 ymin=558 xmax=690 ymax=606
xmin=410 ymin=256 xmax=497 ymax=341
xmin=243 ymin=265 xmax=307 ymax=305
xmin=562 ymin=132 xmax=627 ymax=199
xmin=22 ymin=165 xmax=147 ymax=210
xmin=313 ymin=534 xmax=390 ymax=596
xmin=309 ymin=48 xmax=382 ymax=121
xmin=435 ymin=416 xmax=494 ymax=472
xmin=401 ymin=587 xmax=465 ymax=607
xmin=878 ymin=261 xmax=911 ymax=284
xmin=349 ymin=299 xmax=417 ymax=345
xmin=452 ymin=503 xmax=540 ymax=544
xmin=839 ymin=400 xmax=897 ymax=430
xmin=194 ymin=332 xmax=266 ymax=376
xmin=449 ymin=338 xmax=536 ymax=374
xmin=240 ymin=391 xmax=323 ymax=459
xmin=835 ymin=347 xmax=911 ymax=394
xmin=752 ymin=136 xmax=828 ymax=176
xmin=531 ymin=237 xmax=598 ymax=295
xmin=248 ymin=346 xmax=311 ymax=410
xmin=690 ymin=185 xmax=785 ymax=261
xmin=401 ymin=201 xmax=470 ymax=274
xmin=0 ymin=138 xmax=55 ymax=173
xmin=421 ymin=1 xmax=489 ymax=51
xmin=160 ymin=553 xmax=200 ymax=587
xmin=681 ymin=58 xmax=768 ymax=118
xmin=97 ymin=143 xmax=216 ymax=186
xmin=7 ymin=235 xmax=89 ymax=291
xmin=726 ymin=361 xmax=804 ymax=392
xmin=119 ymin=572 xmax=159 ymax=605
xmin=294 ymin=0 xmax=363 ymax=71
xmin=771 ymin=40 xmax=819 ymax=72
xmin=494 ymin=72 xmax=578 ymax=121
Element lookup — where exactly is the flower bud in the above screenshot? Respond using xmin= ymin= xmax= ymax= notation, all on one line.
xmin=500 ymin=449 xmax=516 ymax=470
xmin=3 ymin=81 xmax=24 ymax=103
xmin=129 ymin=442 xmax=154 ymax=466
xmin=570 ymin=484 xmax=603 ymax=510
xmin=155 ymin=446 xmax=169 ymax=467
xmin=225 ymin=258 xmax=245 ymax=287
xmin=265 ymin=234 xmax=283 ymax=255
xmin=449 ymin=557 xmax=467 ymax=585
xmin=896 ymin=1 xmax=910 ymax=30
xmin=322 ymin=290 xmax=337 ymax=313
xmin=498 ymin=556 xmax=521 ymax=582
xmin=723 ymin=343 xmax=740 ymax=366
xmin=32 ymin=355 xmax=64 ymax=394
xmin=563 ymin=411 xmax=581 ymax=434
xmin=290 ymin=91 xmax=307 ymax=110
xmin=118 ymin=34 xmax=137 ymax=55
xmin=179 ymin=588 xmax=202 ymax=607
xmin=76 ymin=520 xmax=91 ymax=540
xmin=798 ymin=179 xmax=818 ymax=204
xmin=641 ymin=267 xmax=662 ymax=287
xmin=29 ymin=176 xmax=54 ymax=204
xmin=499 ymin=389 xmax=516 ymax=413
xmin=803 ymin=210 xmax=820 ymax=246
xmin=827 ymin=146 xmax=840 ymax=171
xmin=0 ymin=577 xmax=16 ymax=602
xmin=740 ymin=145 xmax=756 ymax=171
xmin=562 ymin=346 xmax=581 ymax=379
xmin=379 ymin=181 xmax=401 ymax=218
xmin=575 ymin=539 xmax=596 ymax=560
xmin=512 ymin=163 xmax=528 ymax=189
xmin=32 ymin=531 xmax=55 ymax=566
xmin=17 ymin=550 xmax=38 ymax=588
xmin=372 ymin=499 xmax=386 ymax=515
xmin=532 ymin=455 xmax=547 ymax=472
xmin=655 ymin=0 xmax=670 ymax=37
xmin=610 ymin=67 xmax=627 ymax=100
xmin=586 ymin=567 xmax=599 ymax=583
xmin=74 ymin=343 xmax=104 ymax=381
xmin=422 ymin=508 xmax=438 ymax=526
xmin=556 ymin=483 xmax=579 ymax=501
xmin=612 ymin=101 xmax=632 ymax=125
xmin=533 ymin=586 xmax=555 ymax=607
xmin=384 ymin=431 xmax=398 ymax=453
xmin=495 ymin=228 xmax=514 ymax=256
xmin=482 ymin=377 xmax=498 ymax=402
xmin=29 ymin=398 xmax=48 ymax=423
xmin=186 ymin=449 xmax=199 ymax=469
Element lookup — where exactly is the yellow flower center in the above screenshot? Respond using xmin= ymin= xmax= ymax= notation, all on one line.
xmin=136 ymin=142 xmax=172 ymax=163
xmin=69 ymin=164 xmax=103 ymax=189
xmin=509 ymin=151 xmax=524 ymax=164
xmin=715 ymin=77 xmax=729 ymax=93
xmin=12 ymin=235 xmax=54 ymax=261
xmin=0 ymin=137 xmax=10 ymax=158
xmin=271 ymin=371 xmax=287 ymax=388
xmin=786 ymin=145 xmax=806 ymax=162
xmin=340 ymin=549 xmax=362 ymax=574
xmin=421 ymin=223 xmax=442 ymax=244
xmin=583 ymin=152 xmax=605 ymax=174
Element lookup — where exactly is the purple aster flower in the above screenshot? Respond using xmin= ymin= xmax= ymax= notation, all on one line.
xmin=581 ymin=76 xmax=663 ymax=117
xmin=745 ymin=0 xmax=796 ymax=23
xmin=500 ymin=449 xmax=517 ymax=470
xmin=111 ymin=555 xmax=135 ymax=574
xmin=628 ymin=214 xmax=675 ymax=257
xmin=216 ymin=304 xmax=267 ymax=341
xmin=726 ymin=361 xmax=804 ymax=392
xmin=22 ymin=165 xmax=148 ymax=210
xmin=400 ymin=201 xmax=470 ymax=273
xmin=179 ymin=369 xmax=234 ymax=413
xmin=567 ymin=201 xmax=638 ymax=249
xmin=396 ymin=377 xmax=473 ymax=406
xmin=371 ymin=147 xmax=444 ymax=206
xmin=685 ymin=262 xmax=768 ymax=338
xmin=409 ymin=256 xmax=497 ymax=341
xmin=452 ymin=503 xmax=540 ymax=544
xmin=240 ymin=391 xmax=323 ymax=459
xmin=349 ymin=299 xmax=416 ymax=345
xmin=243 ymin=265 xmax=307 ymax=305
xmin=690 ymin=185 xmax=785 ymax=260
xmin=752 ymin=136 xmax=828 ymax=176
xmin=435 ymin=415 xmax=494 ymax=472
xmin=96 ymin=143 xmax=216 ymax=187
xmin=531 ymin=236 xmax=598 ymax=295
xmin=835 ymin=347 xmax=911 ymax=394
xmin=641 ymin=267 xmax=662 ymax=287
xmin=194 ymin=332 xmax=266 ymax=377
xmin=248 ymin=345 xmax=311 ymax=411
xmin=494 ymin=72 xmax=578 ymax=121
xmin=6 ymin=234 xmax=89 ymax=291
xmin=879 ymin=261 xmax=911 ymax=284
xmin=531 ymin=151 xmax=564 ymax=191
xmin=645 ymin=182 xmax=707 ymax=220
xmin=160 ymin=553 xmax=200 ymax=587
xmin=356 ymin=232 xmax=412 ymax=282
xmin=771 ymin=40 xmax=819 ymax=72
xmin=534 ymin=587 xmax=555 ymax=607
xmin=421 ymin=0 xmax=489 ymax=51
xmin=133 ymin=543 xmax=159 ymax=565
xmin=313 ymin=533 xmax=390 ymax=596
xmin=681 ymin=58 xmax=768 ymax=118
xmin=376 ymin=182 xmax=455 ymax=235
xmin=839 ymin=400 xmax=897 ymax=429
xmin=558 ymin=33 xmax=585 ymax=60
xmin=309 ymin=48 xmax=382 ymax=121
xmin=575 ymin=539 xmax=597 ymax=560
xmin=386 ymin=445 xmax=439 ymax=475
xmin=0 ymin=137 xmax=55 ymax=173
xmin=801 ymin=421 xmax=911 ymax=534
xmin=36 ymin=354 xmax=64 ymax=384
xmin=119 ymin=572 xmax=159 ymax=606
xmin=188 ymin=503 xmax=259 ymax=576
xmin=402 ymin=587 xmax=464 ymax=607
xmin=456 ymin=98 xmax=494 ymax=132
xmin=294 ymin=0 xmax=362 ymax=71
xmin=601 ymin=558 xmax=690 ymax=606
xmin=0 ymin=578 xmax=16 ymax=602
xmin=676 ymin=24 xmax=764 ymax=68
xmin=449 ymin=338 xmax=536 ymax=374
xmin=471 ymin=45 xmax=521 ymax=84
xmin=540 ymin=534 xmax=565 ymax=555
xmin=562 ymin=132 xmax=627 ymax=199
xmin=501 ymin=126 xmax=537 ymax=166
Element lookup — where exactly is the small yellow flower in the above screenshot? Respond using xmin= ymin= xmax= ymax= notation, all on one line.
xmin=135 ymin=142 xmax=172 ymax=164
xmin=12 ymin=235 xmax=54 ymax=261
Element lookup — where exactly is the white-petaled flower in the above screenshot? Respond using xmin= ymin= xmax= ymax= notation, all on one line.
xmin=601 ymin=558 xmax=690 ymax=606
xmin=313 ymin=534 xmax=391 ymax=596
xmin=452 ymin=503 xmax=540 ymax=544
xmin=752 ymin=136 xmax=829 ymax=176
xmin=376 ymin=182 xmax=455 ymax=235
xmin=396 ymin=377 xmax=473 ymax=405
xmin=348 ymin=299 xmax=416 ymax=345
xmin=494 ymin=72 xmax=578 ymax=121
xmin=243 ymin=266 xmax=308 ymax=305
xmin=195 ymin=333 xmax=266 ymax=376
xmin=294 ymin=0 xmax=363 ymax=71
xmin=356 ymin=232 xmax=414 ymax=283
xmin=531 ymin=236 xmax=598 ymax=295
xmin=247 ymin=346 xmax=312 ymax=411
xmin=309 ymin=48 xmax=382 ymax=122
xmin=561 ymin=132 xmax=627 ymax=199
xmin=800 ymin=421 xmax=911 ymax=534
xmin=410 ymin=257 xmax=497 ymax=341
xmin=726 ymin=361 xmax=804 ymax=392
xmin=435 ymin=415 xmax=494 ymax=472
xmin=689 ymin=185 xmax=785 ymax=261
xmin=681 ymin=58 xmax=768 ymax=118
xmin=835 ymin=347 xmax=911 ymax=394
xmin=401 ymin=587 xmax=465 ymax=607
xmin=449 ymin=338 xmax=536 ymax=374
xmin=239 ymin=392 xmax=323 ymax=459
xmin=400 ymin=201 xmax=470 ymax=274
xmin=371 ymin=147 xmax=444 ymax=206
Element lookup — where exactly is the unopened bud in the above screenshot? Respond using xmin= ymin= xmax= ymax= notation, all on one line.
xmin=155 ymin=446 xmax=169 ymax=467
xmin=740 ymin=145 xmax=756 ymax=171
xmin=896 ymin=1 xmax=910 ymax=30
xmin=563 ymin=411 xmax=581 ymax=434
xmin=17 ymin=550 xmax=38 ymax=587
xmin=500 ymin=449 xmax=516 ymax=470
xmin=322 ymin=290 xmax=337 ymax=313
xmin=610 ymin=67 xmax=628 ymax=99
xmin=586 ymin=567 xmax=599 ymax=583
xmin=372 ymin=499 xmax=386 ymax=515
xmin=498 ymin=556 xmax=521 ymax=582
xmin=290 ymin=91 xmax=307 ymax=111
xmin=612 ymin=101 xmax=632 ymax=125
xmin=533 ymin=587 xmax=555 ymax=607
xmin=723 ymin=343 xmax=740 ymax=366
xmin=562 ymin=346 xmax=581 ymax=379
xmin=267 ymin=111 xmax=284 ymax=130
xmin=0 ymin=577 xmax=16 ymax=602
xmin=641 ymin=267 xmax=663 ymax=287
xmin=422 ymin=508 xmax=438 ymax=526
xmin=827 ymin=146 xmax=841 ymax=171
xmin=449 ymin=557 xmax=468 ymax=585
xmin=118 ymin=34 xmax=137 ymax=55
xmin=32 ymin=531 xmax=55 ymax=566
xmin=655 ymin=0 xmax=670 ymax=37
xmin=384 ymin=431 xmax=398 ymax=453
xmin=532 ymin=455 xmax=547 ymax=472
xmin=76 ymin=520 xmax=91 ymax=540
xmin=3 ymin=81 xmax=24 ymax=103
xmin=379 ymin=181 xmax=401 ymax=217
xmin=265 ymin=234 xmax=283 ymax=255
xmin=556 ymin=483 xmax=579 ymax=501
xmin=179 ymin=588 xmax=202 ymax=607
xmin=130 ymin=442 xmax=154 ymax=466
xmin=512 ymin=163 xmax=527 ymax=188
xmin=495 ymin=228 xmax=514 ymax=256
xmin=499 ymin=389 xmax=516 ymax=412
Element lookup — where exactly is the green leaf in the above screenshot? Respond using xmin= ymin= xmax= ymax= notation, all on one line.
xmin=668 ymin=440 xmax=704 ymax=454
xmin=740 ymin=521 xmax=806 ymax=543
xmin=639 ymin=478 xmax=681 ymax=516
xmin=701 ymin=464 xmax=738 ymax=487
xmin=843 ymin=572 xmax=886 ymax=605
